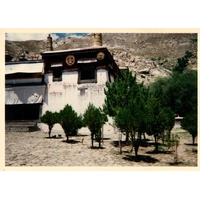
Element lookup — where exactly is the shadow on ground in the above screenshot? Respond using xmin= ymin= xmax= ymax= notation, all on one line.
xmin=45 ymin=136 xmax=63 ymax=139
xmin=103 ymin=137 xmax=111 ymax=140
xmin=184 ymin=143 xmax=197 ymax=146
xmin=168 ymin=161 xmax=183 ymax=166
xmin=111 ymin=141 xmax=131 ymax=147
xmin=89 ymin=146 xmax=106 ymax=150
xmin=75 ymin=134 xmax=89 ymax=137
xmin=122 ymin=155 xmax=159 ymax=163
xmin=146 ymin=150 xmax=173 ymax=154
xmin=111 ymin=139 xmax=153 ymax=148
xmin=62 ymin=139 xmax=80 ymax=144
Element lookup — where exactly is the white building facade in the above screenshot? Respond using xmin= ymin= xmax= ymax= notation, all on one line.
xmin=41 ymin=47 xmax=117 ymax=115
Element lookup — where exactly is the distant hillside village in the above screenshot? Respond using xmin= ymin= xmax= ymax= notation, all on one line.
xmin=5 ymin=33 xmax=121 ymax=132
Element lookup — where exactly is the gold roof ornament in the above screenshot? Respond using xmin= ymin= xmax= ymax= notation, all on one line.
xmin=90 ymin=33 xmax=102 ymax=46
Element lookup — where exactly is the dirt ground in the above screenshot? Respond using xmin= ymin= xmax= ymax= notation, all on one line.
xmin=119 ymin=128 xmax=198 ymax=166
xmin=5 ymin=126 xmax=198 ymax=167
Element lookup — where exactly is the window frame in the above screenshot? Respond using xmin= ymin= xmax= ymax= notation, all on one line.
xmin=78 ymin=64 xmax=97 ymax=84
xmin=51 ymin=63 xmax=63 ymax=82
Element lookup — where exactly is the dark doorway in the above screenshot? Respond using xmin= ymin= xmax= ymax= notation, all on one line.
xmin=5 ymin=104 xmax=42 ymax=120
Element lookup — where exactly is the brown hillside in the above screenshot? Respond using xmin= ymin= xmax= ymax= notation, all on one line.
xmin=5 ymin=33 xmax=197 ymax=85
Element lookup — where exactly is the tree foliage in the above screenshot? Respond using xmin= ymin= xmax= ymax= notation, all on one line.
xmin=181 ymin=112 xmax=197 ymax=144
xmin=40 ymin=111 xmax=59 ymax=138
xmin=150 ymin=51 xmax=197 ymax=144
xmin=83 ymin=103 xmax=107 ymax=148
xmin=104 ymin=68 xmax=176 ymax=155
xmin=58 ymin=104 xmax=82 ymax=142
xmin=145 ymin=94 xmax=174 ymax=152
xmin=104 ymin=70 xmax=139 ymax=117
xmin=172 ymin=51 xmax=193 ymax=73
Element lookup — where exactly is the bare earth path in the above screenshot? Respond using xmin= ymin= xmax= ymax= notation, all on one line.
xmin=5 ymin=126 xmax=197 ymax=167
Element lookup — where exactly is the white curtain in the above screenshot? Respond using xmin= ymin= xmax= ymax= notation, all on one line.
xmin=5 ymin=85 xmax=46 ymax=105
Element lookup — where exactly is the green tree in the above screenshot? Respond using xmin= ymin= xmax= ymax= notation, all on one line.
xmin=172 ymin=51 xmax=193 ymax=73
xmin=181 ymin=112 xmax=197 ymax=145
xmin=104 ymin=69 xmax=139 ymax=117
xmin=115 ymin=93 xmax=146 ymax=158
xmin=83 ymin=103 xmax=107 ymax=148
xmin=149 ymin=77 xmax=171 ymax=109
xmin=58 ymin=104 xmax=82 ymax=142
xmin=105 ymin=68 xmax=149 ymax=157
xmin=168 ymin=70 xmax=197 ymax=116
xmin=150 ymin=52 xmax=197 ymax=118
xmin=104 ymin=69 xmax=140 ymax=143
xmin=145 ymin=94 xmax=161 ymax=152
xmin=146 ymin=94 xmax=175 ymax=152
xmin=159 ymin=107 xmax=175 ymax=134
xmin=40 ymin=111 xmax=59 ymax=138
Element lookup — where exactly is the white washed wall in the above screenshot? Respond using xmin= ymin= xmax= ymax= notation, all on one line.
xmin=40 ymin=69 xmax=114 ymax=137
xmin=40 ymin=69 xmax=115 ymax=136
xmin=42 ymin=69 xmax=109 ymax=114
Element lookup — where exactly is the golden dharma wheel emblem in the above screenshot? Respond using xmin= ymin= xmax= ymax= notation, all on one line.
xmin=66 ymin=55 xmax=75 ymax=66
xmin=97 ymin=52 xmax=105 ymax=60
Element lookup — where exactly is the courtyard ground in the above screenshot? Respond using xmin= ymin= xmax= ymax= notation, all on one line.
xmin=5 ymin=125 xmax=198 ymax=168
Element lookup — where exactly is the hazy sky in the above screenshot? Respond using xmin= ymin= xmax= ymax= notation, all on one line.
xmin=5 ymin=33 xmax=87 ymax=41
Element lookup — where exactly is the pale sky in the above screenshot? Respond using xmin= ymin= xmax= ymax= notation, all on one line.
xmin=5 ymin=33 xmax=87 ymax=41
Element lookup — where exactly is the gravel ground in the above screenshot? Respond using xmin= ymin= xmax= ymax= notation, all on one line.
xmin=5 ymin=126 xmax=198 ymax=168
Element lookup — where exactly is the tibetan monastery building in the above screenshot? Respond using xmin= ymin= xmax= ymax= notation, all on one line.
xmin=5 ymin=33 xmax=120 ymax=132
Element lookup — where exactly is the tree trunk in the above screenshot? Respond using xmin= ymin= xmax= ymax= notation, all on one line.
xmin=48 ymin=126 xmax=52 ymax=138
xmin=154 ymin=134 xmax=158 ymax=152
xmin=66 ymin=133 xmax=69 ymax=142
xmin=134 ymin=144 xmax=139 ymax=158
xmin=192 ymin=135 xmax=195 ymax=145
xmin=125 ymin=132 xmax=129 ymax=145
xmin=134 ymin=132 xmax=141 ymax=158
xmin=99 ymin=132 xmax=101 ymax=148
xmin=91 ymin=133 xmax=94 ymax=147
xmin=130 ymin=131 xmax=134 ymax=153
xmin=101 ymin=127 xmax=104 ymax=145
xmin=119 ymin=139 xmax=122 ymax=154
xmin=143 ymin=132 xmax=146 ymax=141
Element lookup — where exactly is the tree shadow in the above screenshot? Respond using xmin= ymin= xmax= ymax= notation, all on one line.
xmin=146 ymin=150 xmax=173 ymax=154
xmin=45 ymin=136 xmax=63 ymax=139
xmin=122 ymin=155 xmax=159 ymax=163
xmin=89 ymin=146 xmax=105 ymax=150
xmin=168 ymin=161 xmax=183 ymax=166
xmin=62 ymin=139 xmax=80 ymax=144
xmin=111 ymin=140 xmax=154 ymax=148
xmin=111 ymin=140 xmax=130 ymax=147
xmin=138 ymin=139 xmax=154 ymax=147
xmin=75 ymin=134 xmax=89 ymax=137
xmin=103 ymin=137 xmax=111 ymax=141
xmin=192 ymin=149 xmax=198 ymax=153
xmin=184 ymin=143 xmax=197 ymax=146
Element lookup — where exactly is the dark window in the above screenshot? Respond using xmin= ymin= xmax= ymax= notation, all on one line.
xmin=53 ymin=68 xmax=62 ymax=82
xmin=78 ymin=64 xmax=97 ymax=84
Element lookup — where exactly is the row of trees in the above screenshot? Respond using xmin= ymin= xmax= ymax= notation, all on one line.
xmin=103 ymin=69 xmax=176 ymax=157
xmin=150 ymin=51 xmax=197 ymax=144
xmin=103 ymin=51 xmax=197 ymax=158
xmin=40 ymin=104 xmax=107 ymax=148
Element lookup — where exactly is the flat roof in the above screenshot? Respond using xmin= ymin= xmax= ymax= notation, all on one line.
xmin=42 ymin=46 xmax=107 ymax=54
xmin=6 ymin=61 xmax=44 ymax=75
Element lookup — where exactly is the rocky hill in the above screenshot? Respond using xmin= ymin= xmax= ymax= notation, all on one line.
xmin=5 ymin=33 xmax=197 ymax=85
